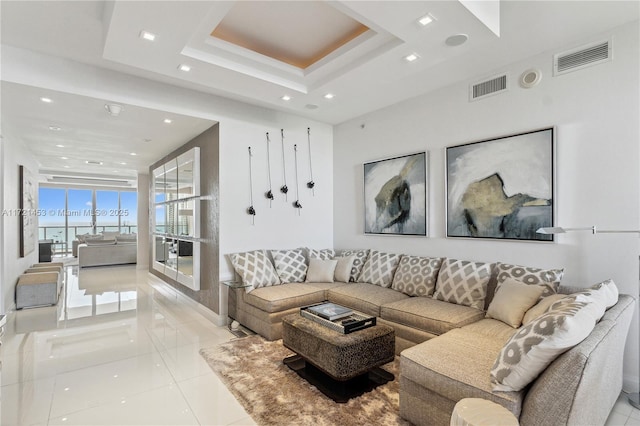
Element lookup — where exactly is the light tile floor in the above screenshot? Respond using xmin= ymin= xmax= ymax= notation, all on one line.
xmin=0 ymin=263 xmax=256 ymax=426
xmin=1 ymin=262 xmax=638 ymax=425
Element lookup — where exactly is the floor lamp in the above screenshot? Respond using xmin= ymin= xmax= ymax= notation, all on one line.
xmin=537 ymin=226 xmax=640 ymax=408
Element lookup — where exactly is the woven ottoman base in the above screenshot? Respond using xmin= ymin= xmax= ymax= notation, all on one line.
xmin=16 ymin=272 xmax=60 ymax=309
xmin=282 ymin=313 xmax=395 ymax=379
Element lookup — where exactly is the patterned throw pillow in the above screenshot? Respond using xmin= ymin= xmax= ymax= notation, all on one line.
xmin=495 ymin=262 xmax=564 ymax=297
xmin=391 ymin=255 xmax=443 ymax=297
xmin=490 ymin=291 xmax=607 ymax=392
xmin=358 ymin=250 xmax=402 ymax=288
xmin=307 ymin=248 xmax=335 ymax=260
xmin=340 ymin=249 xmax=370 ymax=282
xmin=230 ymin=250 xmax=281 ymax=291
xmin=433 ymin=258 xmax=494 ymax=310
xmin=271 ymin=249 xmax=308 ymax=283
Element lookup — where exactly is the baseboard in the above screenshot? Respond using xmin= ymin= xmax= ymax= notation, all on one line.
xmin=624 ymin=374 xmax=639 ymax=394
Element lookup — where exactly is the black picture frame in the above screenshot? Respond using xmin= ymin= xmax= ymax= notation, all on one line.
xmin=363 ymin=152 xmax=427 ymax=236
xmin=446 ymin=127 xmax=555 ymax=242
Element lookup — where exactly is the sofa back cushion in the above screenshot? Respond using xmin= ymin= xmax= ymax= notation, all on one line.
xmin=358 ymin=250 xmax=401 ymax=288
xmin=116 ymin=234 xmax=137 ymax=244
xmin=271 ymin=249 xmax=307 ymax=283
xmin=391 ymin=255 xmax=443 ymax=297
xmin=339 ymin=249 xmax=370 ymax=282
xmin=85 ymin=238 xmax=116 ymax=246
xmin=230 ymin=250 xmax=281 ymax=291
xmin=433 ymin=258 xmax=494 ymax=310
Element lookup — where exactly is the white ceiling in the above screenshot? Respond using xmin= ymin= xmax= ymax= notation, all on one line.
xmin=1 ymin=1 xmax=638 ymax=182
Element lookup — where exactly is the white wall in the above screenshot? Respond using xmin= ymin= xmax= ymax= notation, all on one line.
xmin=136 ymin=173 xmax=150 ymax=270
xmin=2 ymin=134 xmax=40 ymax=312
xmin=334 ymin=21 xmax=640 ymax=390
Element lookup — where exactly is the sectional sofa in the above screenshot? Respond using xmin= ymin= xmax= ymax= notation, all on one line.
xmin=227 ymin=248 xmax=634 ymax=426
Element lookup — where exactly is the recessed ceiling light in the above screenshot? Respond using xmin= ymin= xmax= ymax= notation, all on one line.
xmin=40 ymin=97 xmax=53 ymax=103
xmin=178 ymin=64 xmax=191 ymax=72
xmin=324 ymin=93 xmax=335 ymax=100
xmin=105 ymin=104 xmax=123 ymax=116
xmin=118 ymin=162 xmax=127 ymax=165
xmin=63 ymin=165 xmax=70 ymax=169
xmin=61 ymin=156 xmax=68 ymax=160
xmin=130 ymin=152 xmax=137 ymax=156
xmin=113 ymin=170 xmax=119 ymax=173
xmin=418 ymin=14 xmax=435 ymax=26
xmin=140 ymin=30 xmax=156 ymax=41
xmin=445 ymin=34 xmax=469 ymax=47
xmin=404 ymin=53 xmax=420 ymax=62
xmin=56 ymin=144 xmax=65 ymax=148
xmin=163 ymin=118 xmax=172 ymax=124
xmin=85 ymin=160 xmax=103 ymax=165
xmin=281 ymin=95 xmax=292 ymax=101
xmin=49 ymin=126 xmax=62 ymax=131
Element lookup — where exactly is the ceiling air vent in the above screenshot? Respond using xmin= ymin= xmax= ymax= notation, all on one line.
xmin=470 ymin=73 xmax=508 ymax=101
xmin=554 ymin=39 xmax=611 ymax=76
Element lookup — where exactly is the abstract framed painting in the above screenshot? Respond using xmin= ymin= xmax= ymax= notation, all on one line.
xmin=446 ymin=128 xmax=555 ymax=242
xmin=364 ymin=152 xmax=427 ymax=236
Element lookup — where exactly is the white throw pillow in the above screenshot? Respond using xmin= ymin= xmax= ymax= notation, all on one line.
xmin=230 ymin=250 xmax=281 ymax=292
xmin=486 ymin=278 xmax=546 ymax=328
xmin=305 ymin=258 xmax=338 ymax=283
xmin=339 ymin=249 xmax=370 ymax=282
xmin=333 ymin=256 xmax=355 ymax=283
xmin=491 ymin=291 xmax=608 ymax=392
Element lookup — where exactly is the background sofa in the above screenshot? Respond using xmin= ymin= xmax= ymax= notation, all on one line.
xmin=78 ymin=234 xmax=137 ymax=268
xmin=226 ymin=248 xmax=634 ymax=426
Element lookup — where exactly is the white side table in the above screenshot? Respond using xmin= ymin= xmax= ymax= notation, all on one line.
xmin=451 ymin=398 xmax=519 ymax=426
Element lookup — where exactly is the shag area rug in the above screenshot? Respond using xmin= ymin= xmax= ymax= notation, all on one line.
xmin=200 ymin=334 xmax=409 ymax=426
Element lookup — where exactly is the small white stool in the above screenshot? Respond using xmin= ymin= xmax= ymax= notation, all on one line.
xmin=451 ymin=398 xmax=519 ymax=426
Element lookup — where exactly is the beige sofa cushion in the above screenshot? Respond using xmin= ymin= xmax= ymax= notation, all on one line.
xmin=327 ymin=283 xmax=409 ymax=317
xmin=381 ymin=297 xmax=484 ymax=336
xmin=401 ymin=328 xmax=525 ymax=417
xmin=243 ymin=283 xmax=325 ymax=313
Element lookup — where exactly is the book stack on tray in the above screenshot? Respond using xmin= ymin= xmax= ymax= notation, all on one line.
xmin=300 ymin=302 xmax=376 ymax=334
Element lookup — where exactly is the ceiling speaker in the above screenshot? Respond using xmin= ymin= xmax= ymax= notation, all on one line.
xmin=520 ymin=69 xmax=542 ymax=88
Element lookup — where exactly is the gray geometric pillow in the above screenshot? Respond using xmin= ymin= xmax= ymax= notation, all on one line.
xmin=391 ymin=255 xmax=443 ymax=297
xmin=340 ymin=249 xmax=370 ymax=282
xmin=433 ymin=258 xmax=494 ymax=310
xmin=358 ymin=250 xmax=402 ymax=288
xmin=496 ymin=262 xmax=564 ymax=297
xmin=307 ymin=248 xmax=335 ymax=260
xmin=230 ymin=250 xmax=281 ymax=291
xmin=271 ymin=249 xmax=308 ymax=283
